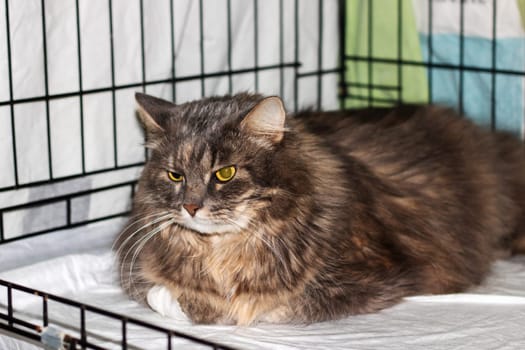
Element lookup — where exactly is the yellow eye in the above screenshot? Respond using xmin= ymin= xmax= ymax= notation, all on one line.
xmin=215 ymin=166 xmax=236 ymax=182
xmin=167 ymin=171 xmax=184 ymax=182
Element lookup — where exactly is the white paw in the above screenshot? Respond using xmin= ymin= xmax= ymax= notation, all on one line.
xmin=147 ymin=285 xmax=190 ymax=323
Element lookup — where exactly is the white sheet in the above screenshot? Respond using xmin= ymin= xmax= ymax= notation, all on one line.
xmin=1 ymin=247 xmax=525 ymax=349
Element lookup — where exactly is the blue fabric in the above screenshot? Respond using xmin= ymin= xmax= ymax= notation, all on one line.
xmin=419 ymin=34 xmax=525 ymax=135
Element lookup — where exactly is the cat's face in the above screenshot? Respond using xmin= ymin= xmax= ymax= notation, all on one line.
xmin=145 ymin=128 xmax=258 ymax=234
xmin=135 ymin=93 xmax=286 ymax=235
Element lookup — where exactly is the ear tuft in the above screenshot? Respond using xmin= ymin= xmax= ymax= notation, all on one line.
xmin=240 ymin=96 xmax=286 ymax=144
xmin=135 ymin=92 xmax=176 ymax=134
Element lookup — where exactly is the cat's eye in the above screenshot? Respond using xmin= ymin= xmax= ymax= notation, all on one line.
xmin=167 ymin=171 xmax=184 ymax=182
xmin=215 ymin=166 xmax=236 ymax=182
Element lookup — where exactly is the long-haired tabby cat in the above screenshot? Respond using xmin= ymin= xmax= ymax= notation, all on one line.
xmin=115 ymin=92 xmax=525 ymax=325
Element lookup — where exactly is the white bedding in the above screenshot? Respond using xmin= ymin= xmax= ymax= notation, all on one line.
xmin=1 ymin=237 xmax=525 ymax=350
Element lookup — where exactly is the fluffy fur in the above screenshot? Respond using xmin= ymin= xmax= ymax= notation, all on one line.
xmin=115 ymin=92 xmax=525 ymax=325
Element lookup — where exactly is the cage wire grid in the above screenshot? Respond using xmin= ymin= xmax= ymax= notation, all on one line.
xmin=0 ymin=0 xmax=341 ymax=348
xmin=0 ymin=0 xmax=341 ymax=245
xmin=0 ymin=279 xmax=237 ymax=350
xmin=342 ymin=0 xmax=525 ymax=134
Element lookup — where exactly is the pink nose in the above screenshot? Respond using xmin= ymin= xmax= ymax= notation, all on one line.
xmin=183 ymin=203 xmax=200 ymax=217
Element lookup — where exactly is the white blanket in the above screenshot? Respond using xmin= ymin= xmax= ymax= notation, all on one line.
xmin=1 ymin=248 xmax=525 ymax=349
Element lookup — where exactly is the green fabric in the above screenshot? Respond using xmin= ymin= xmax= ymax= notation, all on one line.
xmin=344 ymin=0 xmax=428 ymax=108
xmin=518 ymin=0 xmax=525 ymax=30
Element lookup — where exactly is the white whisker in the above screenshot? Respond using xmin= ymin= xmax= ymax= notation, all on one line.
xmin=124 ymin=219 xmax=175 ymax=297
xmin=113 ymin=211 xmax=171 ymax=246
xmin=114 ymin=212 xmax=173 ymax=257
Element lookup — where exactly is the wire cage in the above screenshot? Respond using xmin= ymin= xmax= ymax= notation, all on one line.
xmin=0 ymin=0 xmax=340 ymax=243
xmin=1 ymin=0 xmax=525 ymax=349
xmin=342 ymin=0 xmax=525 ymax=135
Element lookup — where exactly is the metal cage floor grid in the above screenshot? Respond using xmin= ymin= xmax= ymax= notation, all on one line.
xmin=0 ymin=279 xmax=235 ymax=349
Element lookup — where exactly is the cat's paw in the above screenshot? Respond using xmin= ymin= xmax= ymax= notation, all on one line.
xmin=147 ymin=285 xmax=190 ymax=323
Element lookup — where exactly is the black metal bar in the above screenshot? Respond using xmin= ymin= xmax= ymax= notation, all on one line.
xmin=4 ymin=0 xmax=19 ymax=187
xmin=199 ymin=0 xmax=205 ymax=97
xmin=131 ymin=183 xmax=136 ymax=198
xmin=62 ymin=334 xmax=107 ymax=350
xmin=0 ymin=324 xmax=40 ymax=343
xmin=0 ymin=180 xmax=135 ymax=243
xmin=428 ymin=0 xmax=433 ymax=103
xmin=66 ymin=198 xmax=72 ymax=225
xmin=279 ymin=0 xmax=284 ymax=97
xmin=138 ymin=0 xmax=147 ymax=162
xmin=344 ymin=55 xmax=525 ymax=76
xmin=0 ymin=62 xmax=300 ymax=108
xmin=7 ymin=285 xmax=13 ymax=326
xmin=122 ymin=318 xmax=127 ymax=350
xmin=108 ymin=0 xmax=118 ymax=167
xmin=297 ymin=67 xmax=342 ymax=78
xmin=345 ymin=81 xmax=400 ymax=90
xmin=139 ymin=0 xmax=146 ymax=93
xmin=397 ymin=0 xmax=402 ymax=103
xmin=75 ymin=0 xmax=86 ymax=174
xmin=80 ymin=306 xmax=87 ymax=349
xmin=0 ymin=313 xmax=41 ymax=332
xmin=40 ymin=0 xmax=53 ymax=180
xmin=0 ymin=212 xmax=130 ymax=245
xmin=2 ymin=181 xmax=136 ymax=212
xmin=491 ymin=0 xmax=497 ymax=130
xmin=167 ymin=333 xmax=172 ymax=350
xmin=43 ymin=295 xmax=49 ymax=327
xmin=227 ymin=0 xmax=233 ymax=94
xmin=170 ymin=0 xmax=176 ymax=102
xmin=0 ymin=279 xmax=236 ymax=349
xmin=317 ymin=0 xmax=324 ymax=110
xmin=338 ymin=0 xmax=347 ymax=109
xmin=293 ymin=0 xmax=299 ymax=112
xmin=0 ymin=212 xmax=4 ymax=242
xmin=77 ymin=338 xmax=106 ymax=350
xmin=459 ymin=0 xmax=465 ymax=114
xmin=254 ymin=0 xmax=259 ymax=92
xmin=367 ymin=0 xmax=373 ymax=107
xmin=0 ymin=162 xmax=142 ymax=192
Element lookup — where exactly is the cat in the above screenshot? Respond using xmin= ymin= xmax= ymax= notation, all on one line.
xmin=115 ymin=92 xmax=525 ymax=325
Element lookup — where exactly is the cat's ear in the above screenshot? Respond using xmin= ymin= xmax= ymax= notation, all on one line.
xmin=135 ymin=92 xmax=175 ymax=134
xmin=241 ymin=96 xmax=286 ymax=144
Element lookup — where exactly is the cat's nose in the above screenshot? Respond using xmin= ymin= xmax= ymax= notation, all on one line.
xmin=183 ymin=203 xmax=200 ymax=217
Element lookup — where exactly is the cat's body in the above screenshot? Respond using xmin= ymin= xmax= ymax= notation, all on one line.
xmin=116 ymin=93 xmax=525 ymax=325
